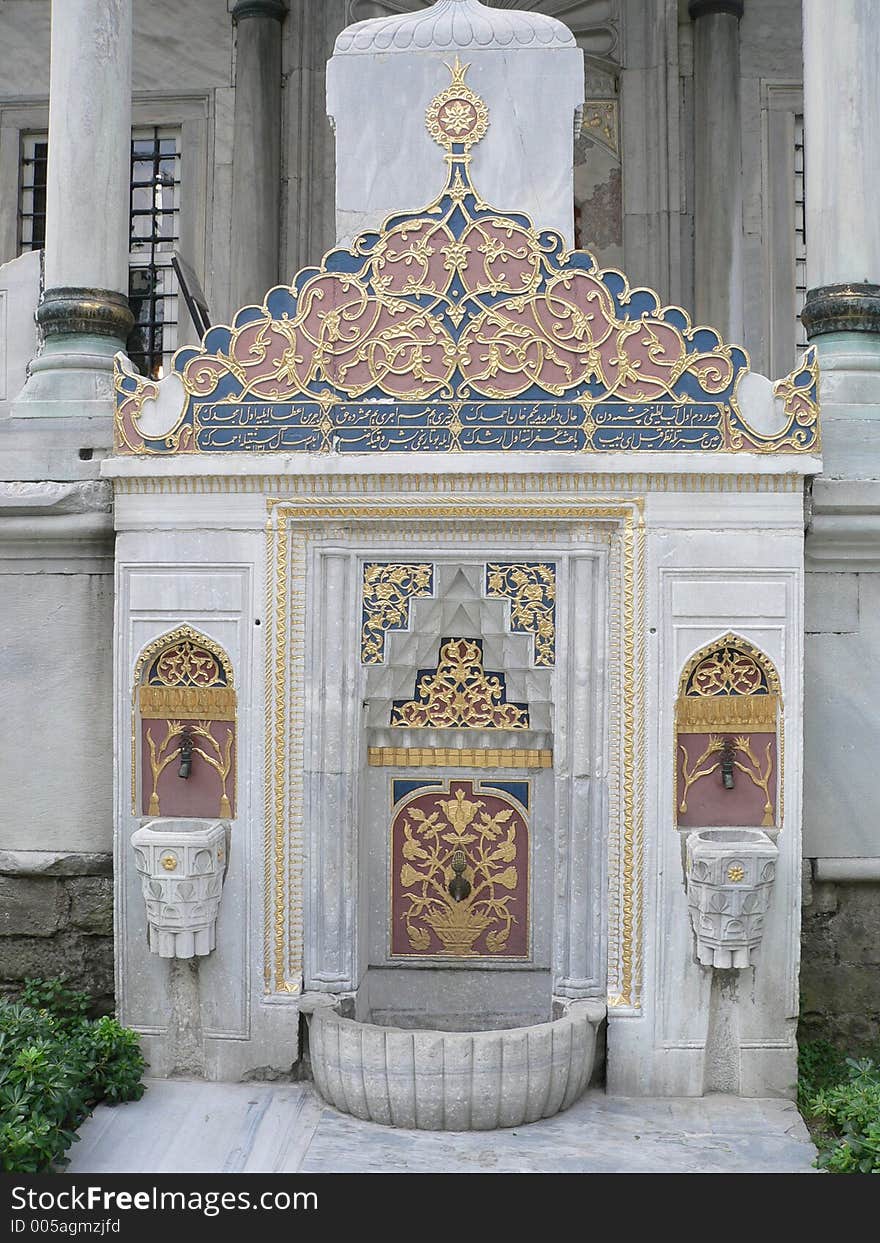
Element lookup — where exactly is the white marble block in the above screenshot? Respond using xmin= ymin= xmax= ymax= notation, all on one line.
xmin=131 ymin=818 xmax=227 ymax=959
xmin=327 ymin=0 xmax=584 ymax=246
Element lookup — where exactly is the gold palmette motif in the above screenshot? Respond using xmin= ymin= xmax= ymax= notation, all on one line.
xmin=677 ymin=734 xmax=776 ymax=827
xmin=582 ymin=100 xmax=619 ymax=158
xmin=397 ymin=784 xmax=525 ymax=957
xmin=361 ymin=563 xmax=434 ymax=663
xmin=425 ymin=56 xmax=489 ymax=155
xmin=264 ymin=498 xmax=643 ymax=1007
xmin=133 ymin=626 xmax=234 ymax=689
xmin=485 ymin=563 xmax=556 ymax=666
xmin=143 ymin=719 xmax=234 ymax=819
xmin=391 ymin=637 xmax=529 ymax=729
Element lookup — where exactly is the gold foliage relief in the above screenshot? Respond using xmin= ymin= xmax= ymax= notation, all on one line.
xmin=392 ymin=781 xmax=529 ymax=958
xmin=361 ymin=563 xmax=434 ymax=664
xmin=485 ymin=562 xmax=556 ymax=666
xmin=390 ymin=637 xmax=529 ymax=729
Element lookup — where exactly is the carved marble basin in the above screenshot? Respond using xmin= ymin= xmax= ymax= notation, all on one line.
xmin=307 ymin=999 xmax=606 ymax=1130
xmin=685 ymin=828 xmax=778 ymax=969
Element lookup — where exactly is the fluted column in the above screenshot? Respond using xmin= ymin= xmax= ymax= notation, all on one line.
xmin=13 ymin=0 xmax=133 ymax=418
xmin=689 ymin=0 xmax=744 ymax=342
xmin=801 ymin=0 xmax=880 ymax=473
xmin=229 ymin=0 xmax=286 ymax=315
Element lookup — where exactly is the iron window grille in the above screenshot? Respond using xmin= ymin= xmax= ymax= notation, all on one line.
xmin=794 ymin=113 xmax=807 ymax=357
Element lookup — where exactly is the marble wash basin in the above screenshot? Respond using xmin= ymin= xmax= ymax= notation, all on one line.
xmin=306 ymin=998 xmax=606 ymax=1130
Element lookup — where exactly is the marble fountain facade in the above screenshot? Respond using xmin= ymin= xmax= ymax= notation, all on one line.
xmin=107 ymin=2 xmax=818 ymax=1126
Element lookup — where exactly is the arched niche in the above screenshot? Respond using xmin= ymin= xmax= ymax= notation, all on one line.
xmin=132 ymin=626 xmax=237 ymax=821
xmin=674 ymin=634 xmax=782 ymax=830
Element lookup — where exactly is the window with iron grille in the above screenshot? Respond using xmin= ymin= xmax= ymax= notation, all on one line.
xmin=794 ymin=113 xmax=807 ymax=356
xmin=19 ymin=134 xmax=48 ymax=251
xmin=18 ymin=125 xmax=181 ymax=379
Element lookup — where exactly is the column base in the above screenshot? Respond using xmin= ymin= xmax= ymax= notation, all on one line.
xmin=811 ymin=331 xmax=880 ymax=478
xmin=11 ymin=287 xmax=133 ymax=420
xmin=11 ymin=333 xmax=125 ymax=419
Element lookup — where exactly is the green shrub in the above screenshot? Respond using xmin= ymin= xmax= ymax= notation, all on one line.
xmin=799 ymin=1041 xmax=880 ymax=1174
xmin=0 ymin=978 xmax=145 ymax=1174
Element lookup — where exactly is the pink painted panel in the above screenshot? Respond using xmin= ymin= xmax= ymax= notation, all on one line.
xmin=390 ymin=780 xmax=528 ymax=958
xmin=140 ymin=719 xmax=235 ymax=819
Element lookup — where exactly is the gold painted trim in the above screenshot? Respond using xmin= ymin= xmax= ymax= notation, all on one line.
xmin=369 ymin=747 xmax=552 ymax=769
xmin=138 ymin=685 xmax=237 ymax=721
xmin=264 ymin=496 xmax=644 ymax=1008
xmin=676 ymin=692 xmax=777 ymax=732
xmin=111 ymin=471 xmax=806 ymax=497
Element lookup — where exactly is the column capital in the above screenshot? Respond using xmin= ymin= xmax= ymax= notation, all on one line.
xmin=802 ymin=283 xmax=880 ymax=339
xmin=688 ymin=0 xmax=744 ymax=18
xmin=232 ymin=0 xmax=287 ymax=22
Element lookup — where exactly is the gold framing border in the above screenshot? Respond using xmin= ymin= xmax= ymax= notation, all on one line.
xmin=264 ymin=496 xmax=645 ymax=1008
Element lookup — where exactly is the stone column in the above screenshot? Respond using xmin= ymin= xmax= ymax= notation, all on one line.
xmin=801 ymin=0 xmax=880 ymax=474
xmin=229 ymin=0 xmax=286 ymax=316
xmin=285 ymin=0 xmax=347 ymax=277
xmin=13 ymin=0 xmax=133 ymax=418
xmin=688 ymin=0 xmax=744 ymax=342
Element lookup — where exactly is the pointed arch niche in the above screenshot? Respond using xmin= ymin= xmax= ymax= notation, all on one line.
xmin=674 ymin=634 xmax=783 ymax=831
xmin=132 ymin=626 xmax=237 ymax=821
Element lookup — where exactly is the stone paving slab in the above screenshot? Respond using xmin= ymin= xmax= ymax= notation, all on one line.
xmin=67 ymin=1080 xmax=817 ymax=1174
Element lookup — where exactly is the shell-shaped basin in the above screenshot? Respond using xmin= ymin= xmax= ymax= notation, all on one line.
xmin=307 ymin=999 xmax=606 ymax=1130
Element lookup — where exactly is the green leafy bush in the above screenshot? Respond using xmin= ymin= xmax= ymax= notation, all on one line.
xmin=799 ymin=1040 xmax=880 ymax=1173
xmin=0 ymin=978 xmax=145 ymax=1174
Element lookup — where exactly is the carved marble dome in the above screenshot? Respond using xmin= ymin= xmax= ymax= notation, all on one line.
xmin=335 ymin=0 xmax=577 ymax=55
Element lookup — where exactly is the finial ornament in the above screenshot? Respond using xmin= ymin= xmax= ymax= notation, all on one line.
xmin=425 ymin=57 xmax=489 ymax=155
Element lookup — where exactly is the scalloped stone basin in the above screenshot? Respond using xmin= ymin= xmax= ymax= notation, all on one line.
xmin=307 ymin=999 xmax=606 ymax=1130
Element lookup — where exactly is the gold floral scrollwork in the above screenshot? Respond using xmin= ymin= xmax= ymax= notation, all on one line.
xmin=134 ymin=626 xmax=234 ymax=691
xmin=677 ymin=637 xmax=780 ymax=733
xmin=486 ymin=562 xmax=556 ymax=666
xmin=395 ymin=782 xmax=527 ymax=958
xmin=361 ymin=563 xmax=434 ymax=664
xmin=726 ymin=346 xmax=821 ymax=453
xmin=582 ymin=100 xmax=619 ymax=158
xmin=390 ymin=637 xmax=529 ymax=729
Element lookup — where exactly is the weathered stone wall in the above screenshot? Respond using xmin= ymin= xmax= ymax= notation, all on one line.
xmin=800 ymin=867 xmax=880 ymax=1047
xmin=0 ymin=851 xmax=114 ymax=1012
